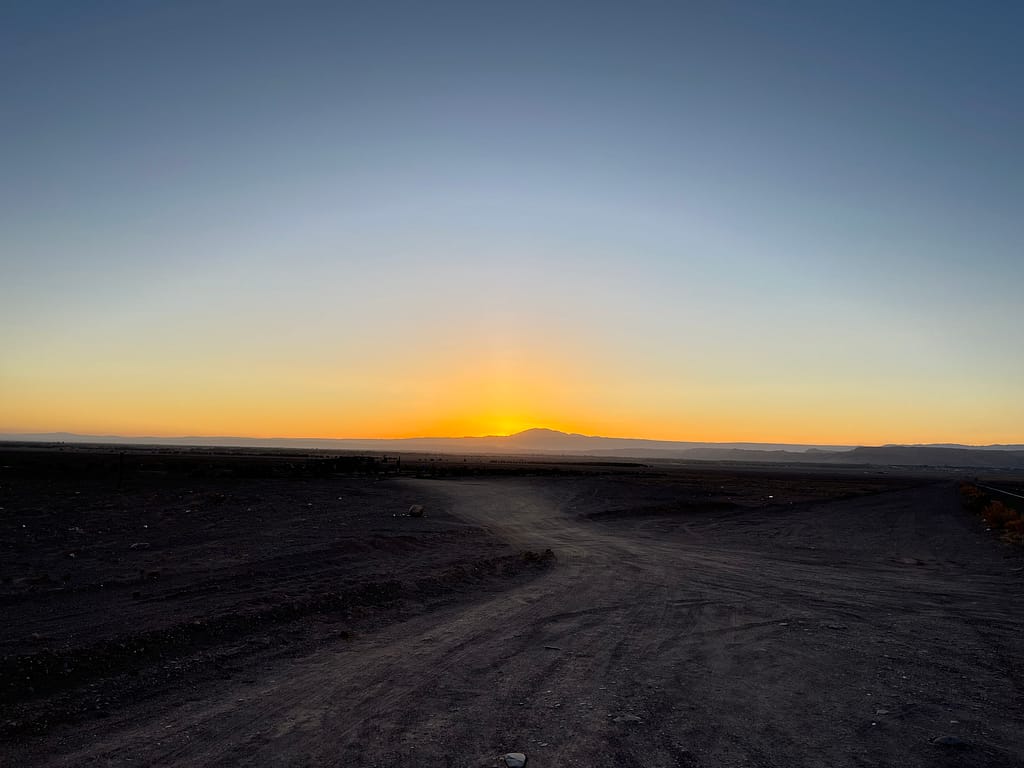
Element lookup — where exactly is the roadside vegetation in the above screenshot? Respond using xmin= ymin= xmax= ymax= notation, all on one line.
xmin=960 ymin=482 xmax=1024 ymax=545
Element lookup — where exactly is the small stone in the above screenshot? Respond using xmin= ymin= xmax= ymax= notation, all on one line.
xmin=932 ymin=735 xmax=966 ymax=748
xmin=503 ymin=753 xmax=527 ymax=768
xmin=613 ymin=714 xmax=642 ymax=724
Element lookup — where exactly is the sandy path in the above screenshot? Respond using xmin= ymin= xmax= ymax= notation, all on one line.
xmin=29 ymin=478 xmax=1024 ymax=767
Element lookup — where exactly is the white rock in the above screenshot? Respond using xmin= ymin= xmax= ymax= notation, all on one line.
xmin=503 ymin=753 xmax=527 ymax=768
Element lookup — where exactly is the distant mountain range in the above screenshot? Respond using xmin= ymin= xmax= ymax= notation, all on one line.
xmin=3 ymin=428 xmax=1024 ymax=468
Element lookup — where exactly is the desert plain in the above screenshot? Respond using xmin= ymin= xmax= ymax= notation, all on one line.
xmin=1 ymin=446 xmax=1022 ymax=767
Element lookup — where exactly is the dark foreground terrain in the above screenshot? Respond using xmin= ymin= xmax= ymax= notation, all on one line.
xmin=1 ymin=447 xmax=1023 ymax=767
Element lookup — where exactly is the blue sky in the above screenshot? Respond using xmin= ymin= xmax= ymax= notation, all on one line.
xmin=2 ymin=1 xmax=1022 ymax=442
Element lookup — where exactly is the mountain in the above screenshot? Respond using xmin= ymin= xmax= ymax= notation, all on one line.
xmin=0 ymin=428 xmax=852 ymax=455
xmin=886 ymin=443 xmax=1024 ymax=451
xmin=496 ymin=428 xmax=857 ymax=454
xmin=834 ymin=446 xmax=1024 ymax=468
xmin=4 ymin=428 xmax=1024 ymax=468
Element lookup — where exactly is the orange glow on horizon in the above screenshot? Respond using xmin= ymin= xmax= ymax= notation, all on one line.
xmin=3 ymin=341 xmax=1021 ymax=446
xmin=2 ymin=406 xmax=1021 ymax=447
xmin=3 ymin=4 xmax=1022 ymax=457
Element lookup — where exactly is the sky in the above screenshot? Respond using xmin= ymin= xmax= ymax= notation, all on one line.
xmin=1 ymin=1 xmax=1022 ymax=445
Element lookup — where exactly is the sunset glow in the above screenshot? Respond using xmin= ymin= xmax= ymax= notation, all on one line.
xmin=2 ymin=3 xmax=1022 ymax=446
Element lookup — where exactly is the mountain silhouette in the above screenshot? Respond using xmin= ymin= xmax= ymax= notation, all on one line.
xmin=4 ymin=429 xmax=1023 ymax=467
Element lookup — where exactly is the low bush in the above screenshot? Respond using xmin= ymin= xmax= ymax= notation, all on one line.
xmin=982 ymin=500 xmax=1019 ymax=529
xmin=960 ymin=483 xmax=1024 ymax=545
xmin=1003 ymin=517 xmax=1024 ymax=545
xmin=959 ymin=482 xmax=987 ymax=513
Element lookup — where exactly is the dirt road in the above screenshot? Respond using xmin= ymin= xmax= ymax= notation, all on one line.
xmin=15 ymin=475 xmax=1024 ymax=767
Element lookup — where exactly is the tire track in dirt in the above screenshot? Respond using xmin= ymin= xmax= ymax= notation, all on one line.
xmin=12 ymin=477 xmax=1024 ymax=767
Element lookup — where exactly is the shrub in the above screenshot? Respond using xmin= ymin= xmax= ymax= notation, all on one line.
xmin=1002 ymin=517 xmax=1024 ymax=544
xmin=959 ymin=483 xmax=1024 ymax=546
xmin=959 ymin=483 xmax=987 ymax=513
xmin=982 ymin=500 xmax=1019 ymax=529
xmin=1003 ymin=517 xmax=1024 ymax=534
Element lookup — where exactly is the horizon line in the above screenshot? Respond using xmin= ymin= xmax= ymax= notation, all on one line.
xmin=2 ymin=428 xmax=1022 ymax=450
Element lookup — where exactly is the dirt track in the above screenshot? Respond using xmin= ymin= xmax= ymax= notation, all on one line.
xmin=8 ymin=471 xmax=1024 ymax=767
